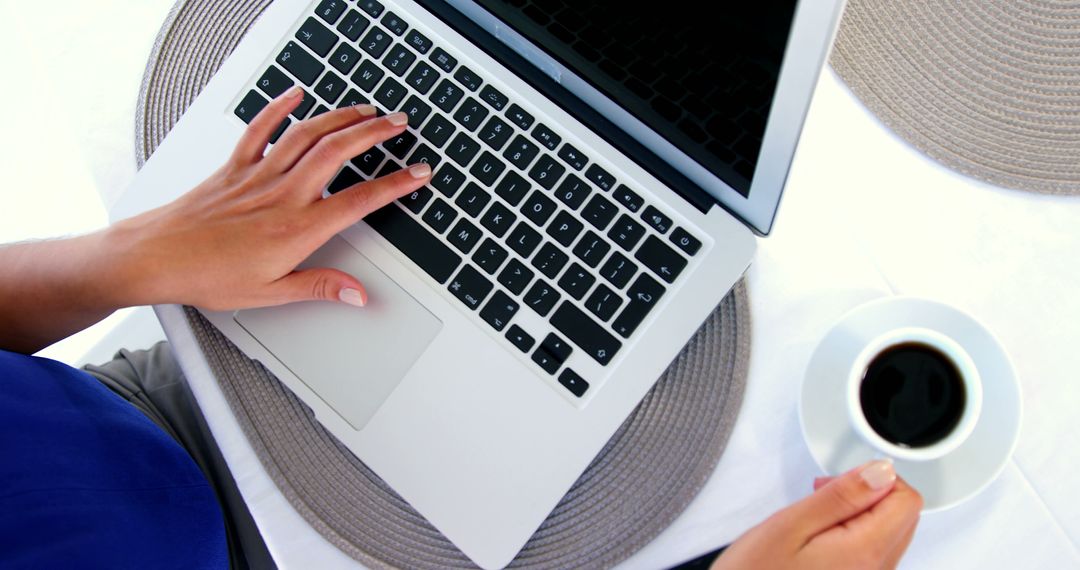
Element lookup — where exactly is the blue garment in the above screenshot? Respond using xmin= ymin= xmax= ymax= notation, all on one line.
xmin=0 ymin=350 xmax=227 ymax=569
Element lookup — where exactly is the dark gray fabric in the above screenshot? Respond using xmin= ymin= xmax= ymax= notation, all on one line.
xmin=83 ymin=343 xmax=276 ymax=570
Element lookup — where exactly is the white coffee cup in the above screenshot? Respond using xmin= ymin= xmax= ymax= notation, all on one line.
xmin=847 ymin=327 xmax=983 ymax=462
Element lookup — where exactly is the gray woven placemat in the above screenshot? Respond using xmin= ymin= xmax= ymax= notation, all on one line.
xmin=832 ymin=0 xmax=1080 ymax=196
xmin=136 ymin=1 xmax=752 ymax=567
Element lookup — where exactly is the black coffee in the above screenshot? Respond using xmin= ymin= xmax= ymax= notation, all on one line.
xmin=859 ymin=342 xmax=966 ymax=448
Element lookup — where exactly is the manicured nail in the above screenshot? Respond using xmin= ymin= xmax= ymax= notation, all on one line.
xmin=283 ymin=86 xmax=304 ymax=99
xmin=859 ymin=459 xmax=896 ymax=491
xmin=354 ymin=104 xmax=376 ymax=116
xmin=339 ymin=288 xmax=366 ymax=307
xmin=386 ymin=112 xmax=408 ymax=126
xmin=409 ymin=162 xmax=432 ymax=179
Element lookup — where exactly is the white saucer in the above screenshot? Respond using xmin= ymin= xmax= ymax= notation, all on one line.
xmin=799 ymin=296 xmax=1022 ymax=512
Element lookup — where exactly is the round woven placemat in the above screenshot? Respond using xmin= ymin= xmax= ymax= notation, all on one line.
xmin=135 ymin=1 xmax=751 ymax=567
xmin=832 ymin=0 xmax=1080 ymax=195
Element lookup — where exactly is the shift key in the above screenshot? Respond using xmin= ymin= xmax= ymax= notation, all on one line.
xmin=550 ymin=302 xmax=622 ymax=365
xmin=364 ymin=204 xmax=462 ymax=283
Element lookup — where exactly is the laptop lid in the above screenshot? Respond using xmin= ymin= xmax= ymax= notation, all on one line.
xmin=427 ymin=0 xmax=845 ymax=235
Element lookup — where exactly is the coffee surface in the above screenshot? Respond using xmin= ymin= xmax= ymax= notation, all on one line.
xmin=859 ymin=342 xmax=966 ymax=448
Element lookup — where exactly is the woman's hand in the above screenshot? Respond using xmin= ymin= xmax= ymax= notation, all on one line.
xmin=712 ymin=460 xmax=923 ymax=570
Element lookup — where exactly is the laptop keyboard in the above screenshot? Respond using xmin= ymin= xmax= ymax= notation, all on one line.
xmin=232 ymin=0 xmax=704 ymax=401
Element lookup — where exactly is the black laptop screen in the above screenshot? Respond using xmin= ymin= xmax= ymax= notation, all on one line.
xmin=471 ymin=0 xmax=797 ymax=197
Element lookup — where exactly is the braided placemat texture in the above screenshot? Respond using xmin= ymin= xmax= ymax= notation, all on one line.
xmin=136 ymin=1 xmax=752 ymax=567
xmin=832 ymin=0 xmax=1080 ymax=195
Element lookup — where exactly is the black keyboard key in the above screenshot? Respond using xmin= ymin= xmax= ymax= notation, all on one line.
xmin=494 ymin=171 xmax=530 ymax=206
xmin=399 ymin=186 xmax=432 ymax=214
xmin=531 ymin=348 xmax=561 ymax=375
xmin=257 ymin=66 xmax=293 ymax=98
xmin=453 ymin=98 xmax=489 ymax=132
xmin=374 ymin=77 xmax=407 ymax=109
xmin=310 ymin=104 xmax=331 ymax=118
xmin=480 ymin=290 xmax=518 ymax=331
xmin=297 ymin=17 xmax=338 ymax=57
xmin=478 ymin=116 xmax=512 ymax=151
xmin=431 ymin=164 xmax=467 ymax=197
xmin=404 ymin=30 xmax=432 ymax=54
xmin=558 ymin=369 xmax=589 ymax=397
xmin=383 ymin=45 xmax=416 ymax=77
xmin=429 ymin=47 xmax=457 ymax=73
xmin=315 ymin=71 xmax=347 ymax=105
xmin=382 ymin=11 xmax=408 ymax=36
xmin=506 ymin=325 xmax=535 ymax=353
xmin=531 ymin=242 xmax=569 ymax=279
xmin=383 ymin=130 xmax=417 ymax=159
xmin=582 ymin=195 xmax=617 ymax=230
xmin=546 ymin=211 xmax=583 ymax=247
xmin=670 ymin=227 xmax=702 ymax=256
xmin=481 ymin=202 xmax=516 ymax=237
xmin=454 ymin=66 xmax=482 ymax=91
xmin=360 ymin=27 xmax=392 ymax=58
xmin=531 ymin=123 xmax=561 ymax=150
xmin=550 ymin=302 xmax=622 ymax=365
xmin=472 ymin=239 xmax=508 ymax=275
xmin=365 ymin=204 xmax=462 ymax=284
xmin=406 ymin=142 xmax=441 ymax=169
xmin=608 ymin=214 xmax=646 ymax=251
xmin=470 ymin=152 xmax=506 ymax=187
xmin=447 ymin=133 xmax=480 ymax=167
xmin=641 ymin=205 xmax=673 ymax=234
xmin=613 ymin=184 xmax=643 ymax=212
xmin=541 ymin=333 xmax=572 ymax=362
xmin=505 ymin=104 xmax=534 ymax=130
xmin=635 ymin=235 xmax=686 ymax=283
xmin=503 ymin=135 xmax=540 ymax=170
xmin=448 ymin=265 xmax=493 ymax=310
xmin=337 ymin=10 xmax=370 ymax=41
xmin=479 ymin=85 xmax=508 ymax=111
xmin=234 ymin=90 xmax=269 ymax=123
xmin=600 ymin=251 xmax=637 ymax=289
xmin=297 ymin=88 xmax=318 ymax=116
xmin=430 ymin=79 xmax=465 ymax=113
xmin=269 ymin=118 xmax=291 ymax=144
xmin=455 ymin=182 xmax=491 ymax=217
xmin=585 ymin=164 xmax=617 ymax=192
xmin=405 ymin=61 xmax=439 ymax=95
xmin=506 ymin=222 xmax=542 ymax=257
xmin=528 ymin=155 xmax=565 ymax=190
xmin=277 ymin=42 xmax=324 ymax=86
xmin=448 ymin=218 xmax=483 ymax=254
xmin=400 ymin=95 xmax=432 ymax=128
xmin=572 ymin=231 xmax=611 ymax=268
xmin=521 ymin=191 xmax=557 ymax=227
xmin=351 ymin=145 xmax=386 ymax=175
xmin=375 ymin=160 xmax=401 ymax=178
xmin=585 ymin=283 xmax=622 ymax=322
xmin=336 ymin=89 xmax=368 ymax=109
xmin=357 ymin=0 xmax=384 ymax=18
xmin=612 ymin=273 xmax=665 ymax=338
xmin=351 ymin=60 xmax=384 ymax=92
xmin=328 ymin=166 xmax=363 ymax=194
xmin=557 ymin=143 xmax=587 ymax=171
xmin=315 ymin=0 xmax=346 ymax=25
xmin=422 ymin=197 xmax=458 ymax=233
xmin=498 ymin=259 xmax=534 ymax=295
xmin=420 ymin=113 xmax=455 ymax=148
xmin=524 ymin=280 xmax=560 ymax=317
xmin=554 ymin=174 xmax=592 ymax=210
xmin=557 ymin=263 xmax=595 ymax=300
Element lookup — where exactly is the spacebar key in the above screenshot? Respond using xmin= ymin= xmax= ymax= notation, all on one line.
xmin=550 ymin=302 xmax=622 ymax=366
xmin=364 ymin=204 xmax=462 ymax=283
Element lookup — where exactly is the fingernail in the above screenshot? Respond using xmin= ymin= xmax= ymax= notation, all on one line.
xmin=409 ymin=162 xmax=432 ymax=179
xmin=283 ymin=86 xmax=304 ymax=99
xmin=354 ymin=104 xmax=376 ymax=116
xmin=859 ymin=459 xmax=896 ymax=491
xmin=386 ymin=112 xmax=409 ymax=126
xmin=339 ymin=288 xmax=366 ymax=307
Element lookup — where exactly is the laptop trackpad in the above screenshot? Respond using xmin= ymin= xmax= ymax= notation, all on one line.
xmin=234 ymin=236 xmax=442 ymax=430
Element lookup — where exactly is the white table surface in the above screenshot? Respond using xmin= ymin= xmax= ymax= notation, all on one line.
xmin=8 ymin=1 xmax=1080 ymax=568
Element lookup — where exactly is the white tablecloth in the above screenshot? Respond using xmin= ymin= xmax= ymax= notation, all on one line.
xmin=16 ymin=1 xmax=1080 ymax=567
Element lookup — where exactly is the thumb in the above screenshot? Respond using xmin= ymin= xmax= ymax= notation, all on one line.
xmin=269 ymin=267 xmax=368 ymax=307
xmin=781 ymin=460 xmax=897 ymax=540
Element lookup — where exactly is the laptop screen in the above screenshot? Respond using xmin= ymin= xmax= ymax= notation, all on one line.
xmin=469 ymin=0 xmax=798 ymax=198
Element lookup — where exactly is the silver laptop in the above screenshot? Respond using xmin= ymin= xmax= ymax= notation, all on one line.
xmin=111 ymin=0 xmax=845 ymax=566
